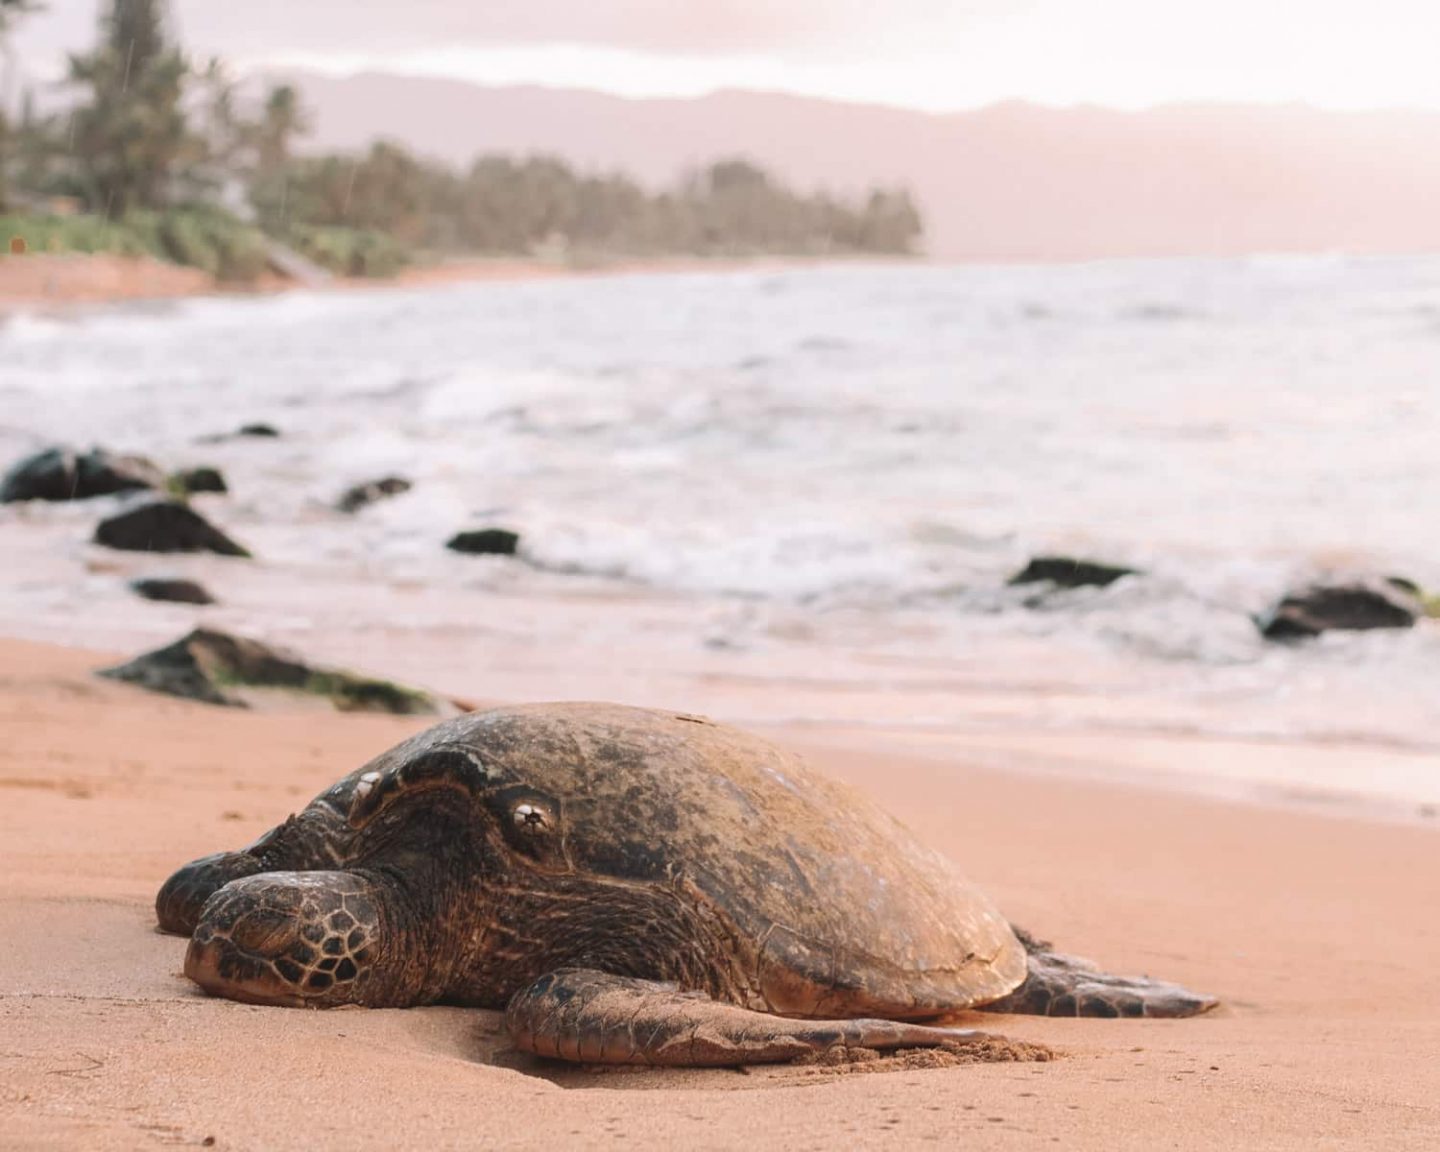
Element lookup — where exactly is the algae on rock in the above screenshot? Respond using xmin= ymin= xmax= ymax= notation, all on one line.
xmin=99 ymin=628 xmax=461 ymax=716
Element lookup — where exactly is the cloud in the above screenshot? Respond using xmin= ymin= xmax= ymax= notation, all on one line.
xmin=11 ymin=0 xmax=1440 ymax=112
xmin=8 ymin=0 xmax=978 ymax=88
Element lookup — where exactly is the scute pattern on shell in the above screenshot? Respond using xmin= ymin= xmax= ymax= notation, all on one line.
xmin=326 ymin=702 xmax=1028 ymax=1018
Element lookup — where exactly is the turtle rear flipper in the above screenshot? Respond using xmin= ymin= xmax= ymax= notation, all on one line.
xmin=505 ymin=969 xmax=996 ymax=1067
xmin=979 ymin=928 xmax=1217 ymax=1018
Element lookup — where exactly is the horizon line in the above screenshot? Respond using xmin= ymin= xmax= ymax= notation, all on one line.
xmin=236 ymin=64 xmax=1440 ymax=120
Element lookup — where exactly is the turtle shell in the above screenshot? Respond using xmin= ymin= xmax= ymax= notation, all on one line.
xmin=345 ymin=702 xmax=1027 ymax=1018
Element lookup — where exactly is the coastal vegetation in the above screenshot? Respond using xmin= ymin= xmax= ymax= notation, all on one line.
xmin=0 ymin=205 xmax=270 ymax=280
xmin=0 ymin=0 xmax=924 ymax=281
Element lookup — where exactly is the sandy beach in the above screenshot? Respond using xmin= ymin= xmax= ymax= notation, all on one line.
xmin=0 ymin=254 xmax=221 ymax=309
xmin=0 ymin=251 xmax=869 ymax=313
xmin=2 ymin=635 xmax=1437 ymax=1150
xmin=0 ymin=251 xmax=591 ymax=312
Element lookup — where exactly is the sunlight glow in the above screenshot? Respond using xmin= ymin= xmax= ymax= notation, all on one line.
xmin=246 ymin=0 xmax=1440 ymax=111
xmin=14 ymin=0 xmax=1440 ymax=111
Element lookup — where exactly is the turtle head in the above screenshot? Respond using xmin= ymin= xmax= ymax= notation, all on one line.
xmin=184 ymin=871 xmax=406 ymax=1007
xmin=157 ymin=849 xmax=280 ymax=937
xmin=157 ymin=810 xmax=353 ymax=936
xmin=179 ymin=737 xmax=548 ymax=1009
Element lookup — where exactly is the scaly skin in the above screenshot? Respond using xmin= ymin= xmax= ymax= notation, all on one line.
xmin=157 ymin=795 xmax=361 ymax=935
xmin=186 ymin=872 xmax=391 ymax=1006
xmin=981 ymin=929 xmax=1218 ymax=1018
xmin=505 ymin=969 xmax=998 ymax=1066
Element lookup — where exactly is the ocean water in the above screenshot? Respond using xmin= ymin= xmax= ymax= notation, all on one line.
xmin=2 ymin=257 xmax=1437 ymax=806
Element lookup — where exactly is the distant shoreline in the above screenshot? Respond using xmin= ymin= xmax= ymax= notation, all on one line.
xmin=0 ymin=251 xmax=916 ymax=313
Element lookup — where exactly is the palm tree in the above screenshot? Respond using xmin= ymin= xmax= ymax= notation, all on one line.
xmin=254 ymin=84 xmax=309 ymax=175
xmin=66 ymin=0 xmax=189 ymax=218
xmin=0 ymin=0 xmax=42 ymax=210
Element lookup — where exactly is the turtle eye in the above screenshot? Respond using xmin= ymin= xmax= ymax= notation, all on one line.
xmin=512 ymin=803 xmax=550 ymax=832
xmin=490 ymin=786 xmax=567 ymax=870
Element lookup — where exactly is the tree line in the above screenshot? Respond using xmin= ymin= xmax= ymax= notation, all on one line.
xmin=254 ymin=150 xmax=924 ymax=258
xmin=0 ymin=1 xmax=924 ymax=271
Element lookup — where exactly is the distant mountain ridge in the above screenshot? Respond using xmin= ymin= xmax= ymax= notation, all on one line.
xmin=263 ymin=70 xmax=1440 ymax=261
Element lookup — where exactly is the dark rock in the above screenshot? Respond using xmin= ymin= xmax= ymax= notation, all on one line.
xmin=76 ymin=449 xmax=166 ymax=496
xmin=337 ymin=475 xmax=412 ymax=514
xmin=1 ymin=446 xmax=166 ymax=503
xmin=1009 ymin=555 xmax=1138 ymax=589
xmin=1258 ymin=581 xmax=1420 ymax=640
xmin=1 ymin=449 xmax=77 ymax=502
xmin=130 ymin=578 xmax=216 ymax=605
xmin=98 ymin=628 xmax=457 ymax=715
xmin=199 ymin=423 xmax=281 ymax=445
xmin=447 ymin=528 xmax=520 ymax=556
xmin=94 ymin=499 xmax=251 ymax=557
xmin=171 ymin=466 xmax=228 ymax=495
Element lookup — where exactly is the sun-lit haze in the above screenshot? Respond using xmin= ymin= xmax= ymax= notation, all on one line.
xmin=12 ymin=0 xmax=1440 ymax=111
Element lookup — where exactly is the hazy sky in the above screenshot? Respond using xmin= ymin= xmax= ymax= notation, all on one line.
xmin=11 ymin=0 xmax=1440 ymax=110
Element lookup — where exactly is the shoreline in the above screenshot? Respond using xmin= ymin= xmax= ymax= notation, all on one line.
xmin=2 ymin=633 xmax=1437 ymax=1149
xmin=9 ymin=626 xmax=1438 ymax=836
xmin=791 ymin=720 xmax=1440 ymax=832
xmin=0 ymin=250 xmax=910 ymax=313
xmin=0 ymin=492 xmax=1434 ymax=827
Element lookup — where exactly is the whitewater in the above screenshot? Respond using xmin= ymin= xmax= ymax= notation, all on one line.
xmin=2 ymin=256 xmax=1436 ymax=810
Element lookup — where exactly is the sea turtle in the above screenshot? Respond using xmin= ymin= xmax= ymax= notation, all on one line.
xmin=158 ymin=703 xmax=1215 ymax=1066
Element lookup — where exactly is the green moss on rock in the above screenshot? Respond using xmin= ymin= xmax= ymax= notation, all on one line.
xmin=99 ymin=629 xmax=458 ymax=716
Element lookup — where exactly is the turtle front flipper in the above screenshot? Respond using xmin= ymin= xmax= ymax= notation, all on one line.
xmin=505 ymin=969 xmax=995 ymax=1067
xmin=978 ymin=928 xmax=1217 ymax=1018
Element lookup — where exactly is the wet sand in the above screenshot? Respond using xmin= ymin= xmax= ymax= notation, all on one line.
xmin=2 ymin=635 xmax=1437 ymax=1150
